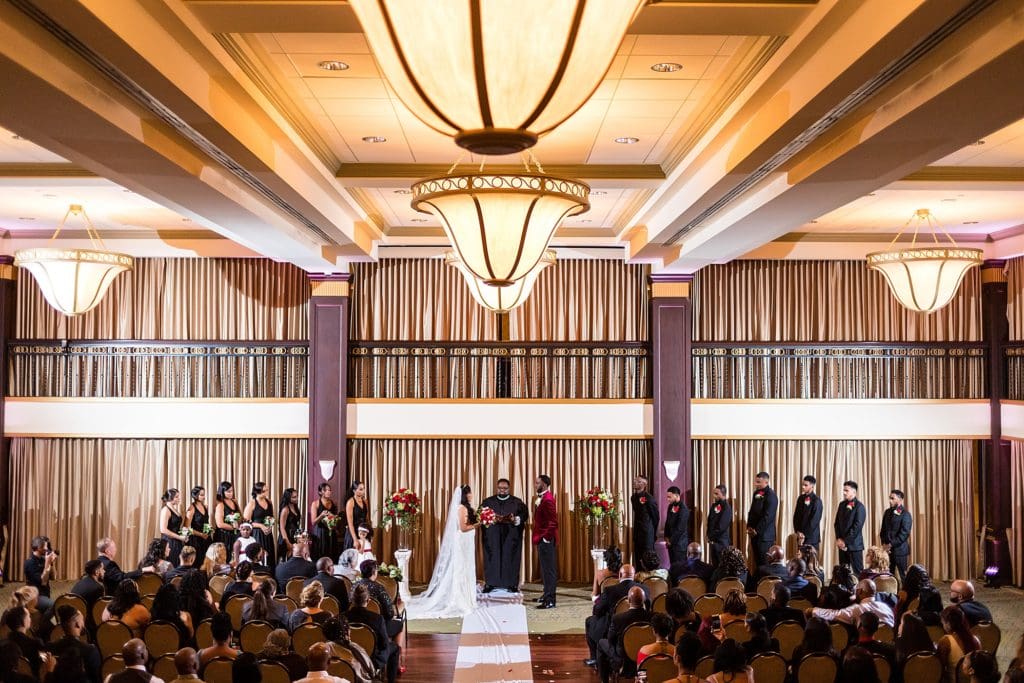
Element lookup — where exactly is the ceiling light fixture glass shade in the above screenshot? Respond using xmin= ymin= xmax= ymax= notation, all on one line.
xmin=866 ymin=208 xmax=982 ymax=313
xmin=14 ymin=204 xmax=133 ymax=316
xmin=349 ymin=0 xmax=644 ymax=155
xmin=412 ymin=171 xmax=588 ymax=286
xmin=447 ymin=249 xmax=555 ymax=313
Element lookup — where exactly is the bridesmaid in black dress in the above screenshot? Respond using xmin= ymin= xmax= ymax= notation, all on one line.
xmin=309 ymin=483 xmax=341 ymax=561
xmin=159 ymin=488 xmax=188 ymax=566
xmin=343 ymin=480 xmax=373 ymax=551
xmin=185 ymin=485 xmax=211 ymax=560
xmin=244 ymin=481 xmax=277 ymax=566
xmin=214 ymin=481 xmax=241 ymax=562
xmin=277 ymin=487 xmax=301 ymax=562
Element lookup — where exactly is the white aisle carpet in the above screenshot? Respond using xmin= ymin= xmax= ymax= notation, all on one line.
xmin=453 ymin=590 xmax=533 ymax=683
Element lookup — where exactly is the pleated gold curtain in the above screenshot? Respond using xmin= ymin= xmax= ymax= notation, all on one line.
xmin=7 ymin=438 xmax=307 ymax=581
xmin=348 ymin=439 xmax=651 ymax=583
xmin=17 ymin=258 xmax=310 ymax=340
xmin=693 ymin=439 xmax=977 ymax=581
xmin=1010 ymin=442 xmax=1024 ymax=587
xmin=693 ymin=260 xmax=982 ymax=341
xmin=1007 ymin=257 xmax=1024 ymax=341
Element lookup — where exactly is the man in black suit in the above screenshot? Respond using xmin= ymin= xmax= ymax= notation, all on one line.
xmin=105 ymin=639 xmax=153 ymax=683
xmin=70 ymin=559 xmax=106 ymax=614
xmin=746 ymin=471 xmax=779 ymax=566
xmin=793 ymin=474 xmax=823 ymax=554
xmin=707 ymin=484 xmax=732 ymax=567
xmin=597 ymin=586 xmax=651 ymax=683
xmin=630 ymin=476 xmax=659 ymax=567
xmin=880 ymin=489 xmax=912 ymax=582
xmin=761 ymin=583 xmax=806 ymax=629
xmin=584 ymin=564 xmax=650 ymax=666
xmin=304 ymin=557 xmax=350 ymax=613
xmin=664 ymin=486 xmax=689 ymax=565
xmin=96 ymin=538 xmax=142 ymax=596
xmin=219 ymin=562 xmax=254 ymax=610
xmin=48 ymin=605 xmax=102 ymax=683
xmin=834 ymin=480 xmax=867 ymax=574
xmin=668 ymin=542 xmax=713 ymax=586
xmin=275 ymin=541 xmax=315 ymax=593
xmin=349 ymin=583 xmax=400 ymax=683
xmin=753 ymin=545 xmax=789 ymax=589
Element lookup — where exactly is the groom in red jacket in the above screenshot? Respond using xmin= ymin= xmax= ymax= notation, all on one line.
xmin=532 ymin=474 xmax=559 ymax=609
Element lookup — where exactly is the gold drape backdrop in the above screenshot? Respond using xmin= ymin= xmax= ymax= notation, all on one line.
xmin=17 ymin=258 xmax=310 ymax=340
xmin=693 ymin=260 xmax=982 ymax=341
xmin=347 ymin=439 xmax=651 ymax=583
xmin=693 ymin=440 xmax=977 ymax=581
xmin=1010 ymin=442 xmax=1024 ymax=587
xmin=6 ymin=438 xmax=307 ymax=581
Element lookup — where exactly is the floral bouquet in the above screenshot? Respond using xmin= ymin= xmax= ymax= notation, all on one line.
xmin=225 ymin=512 xmax=242 ymax=527
xmin=324 ymin=513 xmax=340 ymax=529
xmin=378 ymin=562 xmax=403 ymax=583
xmin=264 ymin=516 xmax=276 ymax=532
xmin=574 ymin=486 xmax=620 ymax=526
xmin=477 ymin=506 xmax=497 ymax=527
xmin=382 ymin=487 xmax=423 ymax=532
xmin=202 ymin=523 xmax=213 ymax=535
xmin=178 ymin=527 xmax=192 ymax=539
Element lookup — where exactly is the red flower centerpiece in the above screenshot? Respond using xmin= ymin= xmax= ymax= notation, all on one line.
xmin=478 ymin=506 xmax=497 ymax=527
xmin=383 ymin=487 xmax=423 ymax=551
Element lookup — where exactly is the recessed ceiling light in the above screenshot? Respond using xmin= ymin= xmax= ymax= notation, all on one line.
xmin=963 ymin=221 xmax=979 ymax=225
xmin=182 ymin=217 xmax=192 ymax=222
xmin=42 ymin=193 xmax=56 ymax=198
xmin=317 ymin=60 xmax=350 ymax=71
xmin=410 ymin=218 xmax=428 ymax=223
xmin=809 ymin=220 xmax=819 ymax=224
xmin=866 ymin=193 xmax=876 ymax=197
xmin=11 ymin=134 xmax=22 ymax=140
xmin=589 ymin=190 xmax=607 ymax=196
xmin=17 ymin=217 xmax=35 ymax=221
xmin=972 ymin=140 xmax=986 ymax=146
xmin=577 ymin=219 xmax=592 ymax=223
xmin=362 ymin=136 xmax=387 ymax=143
xmin=941 ymin=198 xmax=957 ymax=202
xmin=393 ymin=189 xmax=411 ymax=195
xmin=614 ymin=137 xmax=639 ymax=145
xmin=650 ymin=62 xmax=682 ymax=73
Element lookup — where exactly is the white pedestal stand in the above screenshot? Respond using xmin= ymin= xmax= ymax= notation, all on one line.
xmin=591 ymin=548 xmax=606 ymax=574
xmin=394 ymin=548 xmax=412 ymax=602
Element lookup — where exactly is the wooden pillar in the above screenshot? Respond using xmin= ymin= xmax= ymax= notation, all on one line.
xmin=308 ymin=274 xmax=350 ymax=525
xmin=0 ymin=256 xmax=16 ymax=556
xmin=649 ymin=274 xmax=693 ymax=558
xmin=980 ymin=260 xmax=1012 ymax=584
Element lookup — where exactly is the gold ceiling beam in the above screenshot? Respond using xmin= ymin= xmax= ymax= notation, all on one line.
xmin=0 ymin=163 xmax=97 ymax=178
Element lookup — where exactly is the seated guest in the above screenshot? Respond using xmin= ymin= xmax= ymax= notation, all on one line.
xmin=243 ymin=577 xmax=289 ymax=628
xmin=4 ymin=605 xmax=46 ymax=677
xmin=585 ymin=564 xmax=649 ymax=666
xmin=286 ymin=581 xmax=331 ymax=632
xmin=101 ymin=579 xmax=151 ymax=635
xmin=165 ymin=546 xmax=198 ymax=582
xmin=841 ymin=646 xmax=880 ymax=683
xmin=637 ymin=613 xmax=676 ymax=667
xmin=44 ymin=648 xmax=86 ymax=683
xmin=895 ymin=612 xmax=935 ymax=669
xmin=937 ymin=605 xmax=980 ymax=683
xmin=762 ymin=583 xmax=806 ymax=629
xmin=348 ymin=584 xmax=400 ymax=683
xmin=820 ymin=565 xmax=856 ymax=609
xmin=0 ymin=639 xmax=42 ymax=683
xmin=139 ymin=538 xmax=174 ymax=577
xmin=899 ymin=564 xmax=944 ymax=625
xmin=201 ymin=543 xmax=231 ymax=577
xmin=668 ymin=542 xmax=713 ymax=587
xmin=754 ymin=545 xmax=789 ymax=584
xmin=167 ymin=647 xmax=201 ymax=683
xmin=179 ymin=570 xmax=216 ymax=628
xmin=23 ymin=535 xmax=57 ymax=613
xmin=69 ymin=559 xmax=106 ymax=614
xmin=597 ymin=586 xmax=650 ymax=682
xmin=949 ymin=580 xmax=992 ymax=626
xmin=276 ymin=541 xmax=316 ymax=591
xmin=667 ymin=632 xmax=704 ymax=683
xmin=741 ymin=613 xmax=778 ymax=661
xmin=198 ymin=613 xmax=238 ymax=668
xmin=323 ymin=616 xmax=375 ymax=683
xmin=861 ymin=546 xmax=893 ymax=581
xmin=8 ymin=586 xmax=44 ymax=635
xmin=150 ymin=584 xmax=193 ymax=645
xmin=231 ymin=652 xmax=261 ymax=683
xmin=812 ymin=578 xmax=894 ymax=628
xmin=699 ymin=590 xmax=747 ymax=653
xmin=962 ymin=650 xmax=1001 ymax=683
xmin=97 ymin=537 xmax=143 ymax=596
xmin=664 ymin=588 xmax=700 ymax=634
xmin=707 ymin=638 xmax=753 ymax=683
xmin=305 ymin=557 xmax=350 ymax=613
xmin=854 ymin=611 xmax=896 ymax=670
xmin=709 ymin=547 xmax=748 ymax=588
xmin=106 ymin=639 xmax=164 ymax=683
xmin=243 ymin=544 xmax=272 ymax=576
xmin=257 ymin=628 xmax=306 ymax=680
xmin=352 ymin=560 xmax=405 ymax=641
xmin=334 ymin=549 xmax=360 ymax=582
xmin=636 ymin=550 xmax=668 ymax=582
xmin=296 ymin=642 xmax=348 ymax=683
xmin=800 ymin=545 xmax=826 ymax=583
xmin=592 ymin=546 xmax=623 ymax=599
xmin=47 ymin=606 xmax=101 ymax=683
xmin=218 ymin=561 xmax=254 ymax=610
xmin=791 ymin=617 xmax=839 ymax=680
xmin=782 ymin=557 xmax=818 ymax=603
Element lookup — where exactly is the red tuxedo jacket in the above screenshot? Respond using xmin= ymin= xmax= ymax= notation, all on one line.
xmin=532 ymin=490 xmax=559 ymax=545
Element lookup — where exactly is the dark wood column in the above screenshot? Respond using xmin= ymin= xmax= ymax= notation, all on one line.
xmin=308 ymin=274 xmax=350 ymax=525
xmin=980 ymin=260 xmax=1012 ymax=584
xmin=0 ymin=256 xmax=16 ymax=555
xmin=649 ymin=274 xmax=693 ymax=558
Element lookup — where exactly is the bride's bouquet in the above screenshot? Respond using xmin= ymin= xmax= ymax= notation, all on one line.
xmin=477 ymin=506 xmax=497 ymax=527
xmin=575 ymin=486 xmax=619 ymax=526
xmin=378 ymin=562 xmax=403 ymax=583
xmin=383 ymin=487 xmax=423 ymax=532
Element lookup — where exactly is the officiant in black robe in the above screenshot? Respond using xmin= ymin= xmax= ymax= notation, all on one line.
xmin=480 ymin=478 xmax=529 ymax=593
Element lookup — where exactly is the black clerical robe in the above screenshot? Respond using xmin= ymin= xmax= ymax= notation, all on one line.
xmin=480 ymin=493 xmax=529 ymax=589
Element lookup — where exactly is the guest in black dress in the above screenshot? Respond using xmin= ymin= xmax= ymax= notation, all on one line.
xmin=278 ymin=487 xmax=301 ymax=563
xmin=159 ymin=488 xmax=188 ymax=566
xmin=310 ymin=483 xmax=341 ymax=561
xmin=214 ymin=481 xmax=241 ymax=562
xmin=343 ymin=480 xmax=372 ymax=552
xmin=245 ymin=481 xmax=277 ymax=566
xmin=185 ymin=485 xmax=211 ymax=560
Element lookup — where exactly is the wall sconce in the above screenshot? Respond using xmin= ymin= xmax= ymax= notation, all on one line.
xmin=318 ymin=460 xmax=336 ymax=482
xmin=663 ymin=460 xmax=680 ymax=482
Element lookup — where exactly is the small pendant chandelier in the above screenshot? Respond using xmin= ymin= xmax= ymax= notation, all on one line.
xmin=447 ymin=249 xmax=555 ymax=313
xmin=867 ymin=208 xmax=982 ymax=313
xmin=15 ymin=204 xmax=134 ymax=316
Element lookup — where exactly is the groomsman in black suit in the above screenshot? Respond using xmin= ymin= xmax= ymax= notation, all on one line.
xmin=630 ymin=476 xmax=659 ymax=567
xmin=880 ymin=489 xmax=912 ymax=582
xmin=834 ymin=480 xmax=867 ymax=573
xmin=706 ymin=484 xmax=732 ymax=567
xmin=664 ymin=486 xmax=689 ymax=565
xmin=746 ymin=471 xmax=778 ymax=566
xmin=792 ymin=475 xmax=823 ymax=553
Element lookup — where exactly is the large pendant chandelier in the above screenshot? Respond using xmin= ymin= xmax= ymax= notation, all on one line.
xmin=867 ymin=208 xmax=982 ymax=313
xmin=15 ymin=204 xmax=134 ymax=316
xmin=349 ymin=0 xmax=644 ymax=155
xmin=412 ymin=163 xmax=588 ymax=287
xmin=447 ymin=249 xmax=555 ymax=313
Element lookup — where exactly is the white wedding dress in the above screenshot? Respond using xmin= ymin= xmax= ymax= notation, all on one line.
xmin=406 ymin=487 xmax=478 ymax=619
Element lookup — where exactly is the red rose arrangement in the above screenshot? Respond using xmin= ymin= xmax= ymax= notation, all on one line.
xmin=574 ymin=486 xmax=619 ymax=526
xmin=477 ymin=506 xmax=497 ymax=527
xmin=383 ymin=487 xmax=423 ymax=531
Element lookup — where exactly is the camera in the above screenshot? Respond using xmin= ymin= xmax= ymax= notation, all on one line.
xmin=45 ymin=548 xmax=60 ymax=557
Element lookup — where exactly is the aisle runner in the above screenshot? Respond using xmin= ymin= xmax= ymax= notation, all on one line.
xmin=453 ymin=592 xmax=533 ymax=683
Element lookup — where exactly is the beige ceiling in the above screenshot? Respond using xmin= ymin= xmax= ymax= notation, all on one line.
xmin=0 ymin=126 xmax=67 ymax=163
xmin=933 ymin=118 xmax=1024 ymax=167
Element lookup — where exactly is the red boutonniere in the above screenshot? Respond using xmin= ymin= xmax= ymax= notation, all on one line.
xmin=846 ymin=501 xmax=855 ymax=510
xmin=639 ymin=496 xmax=647 ymax=505
xmin=803 ymin=497 xmax=811 ymax=506
xmin=671 ymin=505 xmax=680 ymax=513
xmin=755 ymin=491 xmax=764 ymax=499
xmin=714 ymin=504 xmax=722 ymax=513
xmin=894 ymin=507 xmax=903 ymax=515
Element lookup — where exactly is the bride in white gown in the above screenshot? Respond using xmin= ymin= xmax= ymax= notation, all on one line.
xmin=406 ymin=484 xmax=480 ymax=619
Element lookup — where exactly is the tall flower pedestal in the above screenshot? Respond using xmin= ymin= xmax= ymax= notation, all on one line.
xmin=591 ymin=548 xmax=606 ymax=577
xmin=394 ymin=549 xmax=412 ymax=602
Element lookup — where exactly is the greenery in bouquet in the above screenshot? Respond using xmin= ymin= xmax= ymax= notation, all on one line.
xmin=383 ymin=487 xmax=423 ymax=532
xmin=477 ymin=506 xmax=497 ymax=527
xmin=264 ymin=516 xmax=276 ymax=531
xmin=574 ymin=486 xmax=620 ymax=526
xmin=323 ymin=513 xmax=340 ymax=529
xmin=202 ymin=523 xmax=213 ymax=535
xmin=178 ymin=527 xmax=192 ymax=539
xmin=224 ymin=512 xmax=242 ymax=527
xmin=378 ymin=562 xmax=403 ymax=583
